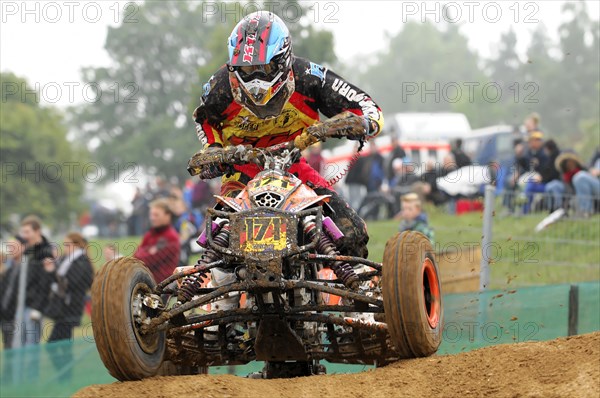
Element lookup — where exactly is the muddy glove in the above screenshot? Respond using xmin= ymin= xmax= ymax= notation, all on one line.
xmin=187 ymin=145 xmax=254 ymax=178
xmin=226 ymin=144 xmax=254 ymax=164
xmin=307 ymin=112 xmax=368 ymax=143
xmin=347 ymin=117 xmax=370 ymax=141
xmin=187 ymin=147 xmax=233 ymax=178
xmin=191 ymin=163 xmax=232 ymax=179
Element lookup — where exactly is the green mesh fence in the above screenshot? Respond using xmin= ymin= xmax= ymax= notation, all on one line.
xmin=1 ymin=282 xmax=598 ymax=398
xmin=438 ymin=281 xmax=600 ymax=354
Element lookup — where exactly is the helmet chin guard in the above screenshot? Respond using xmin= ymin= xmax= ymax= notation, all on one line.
xmin=229 ymin=68 xmax=295 ymax=119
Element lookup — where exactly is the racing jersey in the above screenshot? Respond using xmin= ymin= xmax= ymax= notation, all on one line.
xmin=192 ymin=56 xmax=384 ymax=194
xmin=194 ymin=56 xmax=383 ymax=148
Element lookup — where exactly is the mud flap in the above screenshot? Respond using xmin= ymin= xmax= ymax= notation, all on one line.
xmin=254 ymin=316 xmax=308 ymax=361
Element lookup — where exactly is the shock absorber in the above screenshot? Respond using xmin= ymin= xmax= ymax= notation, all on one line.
xmin=302 ymin=216 xmax=359 ymax=290
xmin=177 ymin=224 xmax=230 ymax=304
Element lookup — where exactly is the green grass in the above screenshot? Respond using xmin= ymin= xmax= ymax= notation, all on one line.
xmin=87 ymin=206 xmax=599 ymax=291
xmin=6 ymin=212 xmax=587 ymax=351
xmin=1 ymin=210 xmax=597 ymax=354
xmin=367 ymin=204 xmax=600 ymax=289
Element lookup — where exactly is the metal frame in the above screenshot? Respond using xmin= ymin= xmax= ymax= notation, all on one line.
xmin=140 ymin=200 xmax=392 ymax=367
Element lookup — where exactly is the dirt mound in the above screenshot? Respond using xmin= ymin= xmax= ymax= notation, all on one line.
xmin=75 ymin=332 xmax=599 ymax=398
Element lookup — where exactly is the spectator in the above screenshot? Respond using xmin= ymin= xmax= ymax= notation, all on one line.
xmin=91 ymin=203 xmax=122 ymax=238
xmin=588 ymin=147 xmax=600 ymax=178
xmin=344 ymin=143 xmax=369 ymax=209
xmin=182 ymin=179 xmax=194 ymax=210
xmin=437 ymin=153 xmax=461 ymax=212
xmin=420 ymin=160 xmax=447 ymax=205
xmin=542 ymin=140 xmax=565 ymax=211
xmin=143 ymin=181 xmax=155 ymax=203
xmin=42 ymin=232 xmax=94 ymax=342
xmin=78 ymin=211 xmax=91 ymax=228
xmin=18 ymin=215 xmax=54 ymax=346
xmin=172 ymin=198 xmax=203 ymax=267
xmin=524 ymin=112 xmax=542 ymax=134
xmin=451 ymin=138 xmax=472 ymax=169
xmin=103 ymin=243 xmax=122 ymax=263
xmin=365 ymin=141 xmax=385 ymax=193
xmin=555 ymin=152 xmax=600 ymax=216
xmin=502 ymin=139 xmax=527 ymax=214
xmin=387 ymin=137 xmax=407 ymax=181
xmin=134 ymin=198 xmax=180 ymax=282
xmin=519 ymin=131 xmax=550 ymax=213
xmin=306 ymin=143 xmax=325 ymax=174
xmin=191 ymin=179 xmax=213 ymax=212
xmin=441 ymin=153 xmax=458 ymax=176
xmin=169 ymin=185 xmax=184 ymax=200
xmin=0 ymin=236 xmax=26 ymax=349
xmin=389 ymin=157 xmax=419 ymax=189
xmin=129 ymin=187 xmax=147 ymax=236
xmin=153 ymin=177 xmax=171 ymax=199
xmin=395 ymin=193 xmax=435 ymax=244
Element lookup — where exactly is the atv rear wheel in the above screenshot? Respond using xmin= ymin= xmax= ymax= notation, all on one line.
xmin=91 ymin=257 xmax=165 ymax=381
xmin=382 ymin=231 xmax=443 ymax=358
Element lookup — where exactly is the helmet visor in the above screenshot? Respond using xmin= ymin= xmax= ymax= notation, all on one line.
xmin=235 ymin=59 xmax=280 ymax=83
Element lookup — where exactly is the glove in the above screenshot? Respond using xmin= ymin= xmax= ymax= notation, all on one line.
xmin=224 ymin=144 xmax=253 ymax=164
xmin=344 ymin=117 xmax=370 ymax=141
xmin=310 ymin=112 xmax=368 ymax=141
xmin=187 ymin=145 xmax=252 ymax=178
xmin=192 ymin=163 xmax=233 ymax=179
xmin=333 ymin=115 xmax=369 ymax=141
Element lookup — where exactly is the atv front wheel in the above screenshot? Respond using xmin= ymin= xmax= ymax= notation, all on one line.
xmin=382 ymin=231 xmax=443 ymax=358
xmin=91 ymin=257 xmax=165 ymax=381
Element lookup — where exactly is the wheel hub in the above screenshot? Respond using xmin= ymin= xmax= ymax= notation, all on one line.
xmin=131 ymin=283 xmax=161 ymax=354
xmin=422 ymin=257 xmax=441 ymax=329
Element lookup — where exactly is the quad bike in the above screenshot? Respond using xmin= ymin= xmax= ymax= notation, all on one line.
xmin=91 ymin=114 xmax=443 ymax=381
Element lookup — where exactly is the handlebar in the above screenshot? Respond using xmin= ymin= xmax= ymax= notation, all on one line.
xmin=187 ymin=112 xmax=366 ymax=177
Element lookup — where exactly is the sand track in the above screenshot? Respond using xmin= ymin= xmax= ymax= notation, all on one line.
xmin=75 ymin=332 xmax=599 ymax=398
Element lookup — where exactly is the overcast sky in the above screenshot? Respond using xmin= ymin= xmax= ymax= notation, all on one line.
xmin=2 ymin=1 xmax=598 ymax=107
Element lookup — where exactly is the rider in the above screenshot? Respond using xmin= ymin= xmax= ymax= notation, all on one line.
xmin=181 ymin=11 xmax=383 ymax=301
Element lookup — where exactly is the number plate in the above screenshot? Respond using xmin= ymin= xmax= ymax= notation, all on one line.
xmin=239 ymin=216 xmax=287 ymax=252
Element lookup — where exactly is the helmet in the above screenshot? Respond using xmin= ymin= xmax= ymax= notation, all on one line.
xmin=227 ymin=11 xmax=294 ymax=119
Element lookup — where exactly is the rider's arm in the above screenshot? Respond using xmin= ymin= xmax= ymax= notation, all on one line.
xmin=310 ymin=62 xmax=384 ymax=139
xmin=188 ymin=110 xmax=233 ymax=178
xmin=189 ymin=108 xmax=235 ymax=179
xmin=189 ymin=69 xmax=235 ymax=179
xmin=193 ymin=104 xmax=225 ymax=150
xmin=193 ymin=67 xmax=233 ymax=149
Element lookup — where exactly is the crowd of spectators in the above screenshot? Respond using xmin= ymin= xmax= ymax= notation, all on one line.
xmin=338 ymin=113 xmax=599 ymax=227
xmin=1 ymin=217 xmax=94 ymax=350
xmin=502 ymin=113 xmax=600 ymax=217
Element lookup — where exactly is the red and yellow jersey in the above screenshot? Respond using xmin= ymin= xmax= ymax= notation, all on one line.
xmin=193 ymin=57 xmax=384 ymax=149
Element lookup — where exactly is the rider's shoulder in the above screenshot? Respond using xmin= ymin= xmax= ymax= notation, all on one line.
xmin=292 ymin=56 xmax=329 ymax=92
xmin=194 ymin=66 xmax=232 ymax=124
xmin=200 ymin=65 xmax=232 ymax=107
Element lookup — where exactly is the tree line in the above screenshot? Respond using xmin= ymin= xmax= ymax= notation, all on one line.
xmin=1 ymin=1 xmax=598 ymax=227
